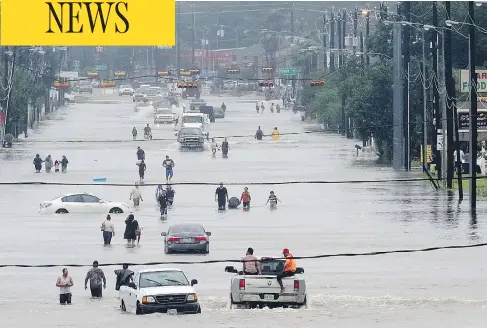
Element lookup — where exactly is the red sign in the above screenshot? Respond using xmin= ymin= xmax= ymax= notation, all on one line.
xmin=0 ymin=111 xmax=5 ymax=126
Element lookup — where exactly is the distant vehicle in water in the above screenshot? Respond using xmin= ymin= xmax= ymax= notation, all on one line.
xmin=176 ymin=127 xmax=206 ymax=150
xmin=161 ymin=223 xmax=211 ymax=254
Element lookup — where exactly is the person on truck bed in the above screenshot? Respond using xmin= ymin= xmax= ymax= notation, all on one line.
xmin=277 ymin=248 xmax=296 ymax=293
xmin=242 ymin=247 xmax=260 ymax=275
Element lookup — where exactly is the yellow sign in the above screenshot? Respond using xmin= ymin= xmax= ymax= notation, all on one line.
xmin=114 ymin=71 xmax=126 ymax=77
xmin=179 ymin=71 xmax=191 ymax=76
xmin=87 ymin=71 xmax=99 ymax=76
xmin=1 ymin=0 xmax=175 ymax=46
xmin=100 ymin=80 xmax=116 ymax=87
xmin=421 ymin=144 xmax=433 ymax=163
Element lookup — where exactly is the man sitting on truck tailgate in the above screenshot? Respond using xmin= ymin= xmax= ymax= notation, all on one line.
xmin=277 ymin=248 xmax=296 ymax=293
xmin=242 ymin=247 xmax=260 ymax=275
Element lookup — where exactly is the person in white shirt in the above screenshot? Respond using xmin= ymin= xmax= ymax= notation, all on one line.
xmin=129 ymin=182 xmax=143 ymax=207
xmin=56 ymin=268 xmax=74 ymax=305
xmin=101 ymin=215 xmax=115 ymax=246
xmin=211 ymin=138 xmax=219 ymax=156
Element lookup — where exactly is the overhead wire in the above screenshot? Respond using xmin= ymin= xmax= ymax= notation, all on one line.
xmin=1 ymin=242 xmax=487 ymax=268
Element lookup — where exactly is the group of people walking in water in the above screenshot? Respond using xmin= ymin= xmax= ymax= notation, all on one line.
xmin=56 ymin=262 xmax=135 ymax=304
xmin=33 ymin=154 xmax=68 ymax=173
xmin=256 ymin=102 xmax=281 ymax=114
xmin=100 ymin=213 xmax=142 ymax=248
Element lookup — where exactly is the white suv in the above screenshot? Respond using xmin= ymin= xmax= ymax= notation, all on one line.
xmin=119 ymin=85 xmax=134 ymax=96
xmin=120 ymin=268 xmax=201 ymax=315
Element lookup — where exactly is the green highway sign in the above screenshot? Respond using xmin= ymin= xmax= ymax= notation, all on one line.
xmin=280 ymin=68 xmax=296 ymax=76
xmin=94 ymin=64 xmax=108 ymax=71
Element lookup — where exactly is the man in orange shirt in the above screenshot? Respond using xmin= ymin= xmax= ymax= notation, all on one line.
xmin=277 ymin=248 xmax=296 ymax=293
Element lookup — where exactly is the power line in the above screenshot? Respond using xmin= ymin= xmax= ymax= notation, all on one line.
xmin=0 ymin=175 xmax=485 ymax=187
xmin=1 ymin=242 xmax=486 ymax=268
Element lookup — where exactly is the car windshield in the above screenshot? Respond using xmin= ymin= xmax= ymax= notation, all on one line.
xmin=120 ymin=85 xmax=131 ymax=89
xmin=145 ymin=89 xmax=160 ymax=96
xmin=259 ymin=259 xmax=286 ymax=275
xmin=139 ymin=271 xmax=189 ymax=288
xmin=179 ymin=128 xmax=203 ymax=136
xmin=183 ymin=116 xmax=203 ymax=124
xmin=170 ymin=225 xmax=204 ymax=234
xmin=156 ymin=109 xmax=172 ymax=114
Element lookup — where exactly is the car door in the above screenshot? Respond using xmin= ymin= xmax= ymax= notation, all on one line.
xmin=81 ymin=194 xmax=103 ymax=212
xmin=64 ymin=194 xmax=85 ymax=212
xmin=127 ymin=273 xmax=140 ymax=312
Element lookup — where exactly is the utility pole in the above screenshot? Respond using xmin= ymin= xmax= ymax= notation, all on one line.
xmin=432 ymin=1 xmax=441 ymax=179
xmin=393 ymin=22 xmax=404 ymax=170
xmin=403 ymin=1 xmax=411 ymax=171
xmin=468 ymin=1 xmax=477 ymax=210
xmin=323 ymin=13 xmax=327 ymax=71
xmin=365 ymin=10 xmax=370 ymax=65
xmin=337 ymin=13 xmax=342 ymax=68
xmin=422 ymin=33 xmax=428 ymax=171
xmin=342 ymin=10 xmax=348 ymax=137
xmin=192 ymin=4 xmax=195 ymax=65
xmin=360 ymin=31 xmax=364 ymax=72
xmin=330 ymin=12 xmax=335 ymax=72
xmin=291 ymin=2 xmax=295 ymax=43
xmin=444 ymin=1 xmax=454 ymax=188
xmin=353 ymin=7 xmax=358 ymax=53
xmin=176 ymin=4 xmax=181 ymax=79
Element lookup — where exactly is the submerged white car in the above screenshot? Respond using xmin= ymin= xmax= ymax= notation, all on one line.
xmin=120 ymin=268 xmax=201 ymax=315
xmin=39 ymin=192 xmax=130 ymax=214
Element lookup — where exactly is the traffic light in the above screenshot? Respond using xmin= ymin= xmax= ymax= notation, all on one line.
xmin=228 ymin=68 xmax=240 ymax=74
xmin=190 ymin=69 xmax=200 ymax=74
xmin=310 ymin=80 xmax=325 ymax=87
xmin=258 ymin=80 xmax=274 ymax=87
xmin=158 ymin=71 xmax=170 ymax=76
xmin=177 ymin=82 xmax=198 ymax=88
xmin=262 ymin=67 xmax=273 ymax=72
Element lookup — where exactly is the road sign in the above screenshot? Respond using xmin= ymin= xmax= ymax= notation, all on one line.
xmin=280 ymin=68 xmax=297 ymax=75
xmin=59 ymin=71 xmax=78 ymax=79
xmin=94 ymin=64 xmax=108 ymax=71
xmin=457 ymin=108 xmax=487 ymax=132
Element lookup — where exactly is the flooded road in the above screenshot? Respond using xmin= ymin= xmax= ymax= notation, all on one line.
xmin=0 ymin=91 xmax=486 ymax=327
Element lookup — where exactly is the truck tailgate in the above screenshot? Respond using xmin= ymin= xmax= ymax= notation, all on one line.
xmin=243 ymin=275 xmax=295 ymax=293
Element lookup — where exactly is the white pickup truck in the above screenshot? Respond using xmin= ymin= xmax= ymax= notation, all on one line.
xmin=225 ymin=257 xmax=307 ymax=309
xmin=119 ymin=268 xmax=201 ymax=315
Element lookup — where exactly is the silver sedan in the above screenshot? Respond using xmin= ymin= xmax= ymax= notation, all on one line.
xmin=162 ymin=223 xmax=211 ymax=254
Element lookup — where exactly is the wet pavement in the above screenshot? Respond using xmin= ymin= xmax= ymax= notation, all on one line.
xmin=1 ymin=90 xmax=487 ymax=327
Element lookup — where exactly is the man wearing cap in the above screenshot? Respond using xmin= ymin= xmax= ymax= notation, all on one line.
xmin=276 ymin=248 xmax=296 ymax=293
xmin=242 ymin=247 xmax=260 ymax=275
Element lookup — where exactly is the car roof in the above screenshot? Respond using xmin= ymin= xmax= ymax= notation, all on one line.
xmin=137 ymin=268 xmax=184 ymax=274
xmin=183 ymin=113 xmax=204 ymax=116
xmin=58 ymin=192 xmax=96 ymax=197
xmin=170 ymin=223 xmax=204 ymax=229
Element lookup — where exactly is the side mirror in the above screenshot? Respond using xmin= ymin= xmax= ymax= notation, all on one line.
xmin=295 ymin=267 xmax=304 ymax=274
xmin=128 ymin=282 xmax=137 ymax=289
xmin=190 ymin=279 xmax=198 ymax=286
xmin=225 ymin=266 xmax=235 ymax=273
xmin=174 ymin=132 xmax=178 ymax=136
xmin=161 ymin=232 xmax=167 ymax=236
xmin=206 ymin=231 xmax=211 ymax=236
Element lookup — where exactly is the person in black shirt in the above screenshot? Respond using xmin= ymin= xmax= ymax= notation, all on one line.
xmin=255 ymin=126 xmax=263 ymax=140
xmin=136 ymin=147 xmax=145 ymax=161
xmin=221 ymin=138 xmax=229 ymax=157
xmin=137 ymin=160 xmax=146 ymax=181
xmin=215 ymin=182 xmax=229 ymax=210
xmin=157 ymin=190 xmax=168 ymax=217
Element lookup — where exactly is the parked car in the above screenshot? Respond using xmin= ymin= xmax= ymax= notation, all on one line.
xmin=39 ymin=192 xmax=130 ymax=214
xmin=225 ymin=257 xmax=307 ymax=309
xmin=78 ymin=82 xmax=93 ymax=94
xmin=161 ymin=223 xmax=211 ymax=253
xmin=120 ymin=268 xmax=201 ymax=315
xmin=119 ymin=85 xmax=135 ymax=96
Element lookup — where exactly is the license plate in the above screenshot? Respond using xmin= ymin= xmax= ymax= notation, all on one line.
xmin=167 ymin=309 xmax=177 ymax=315
xmin=264 ymin=294 xmax=274 ymax=301
xmin=181 ymin=238 xmax=192 ymax=243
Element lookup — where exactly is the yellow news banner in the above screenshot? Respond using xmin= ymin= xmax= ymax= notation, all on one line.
xmin=1 ymin=0 xmax=175 ymax=46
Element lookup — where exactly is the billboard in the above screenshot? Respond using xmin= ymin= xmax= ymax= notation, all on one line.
xmin=460 ymin=70 xmax=487 ymax=93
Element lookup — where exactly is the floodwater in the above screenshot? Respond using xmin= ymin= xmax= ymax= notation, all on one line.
xmin=0 ymin=89 xmax=486 ymax=327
